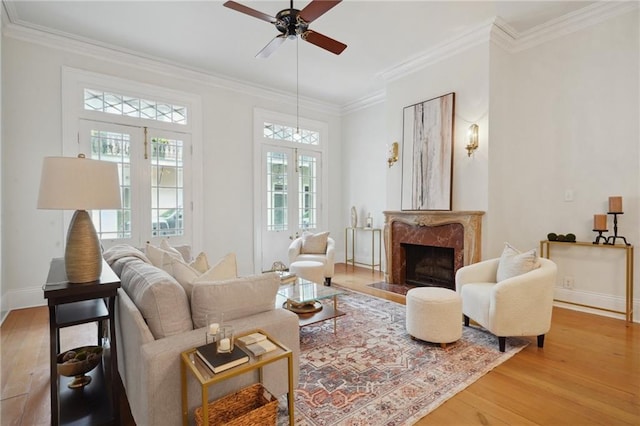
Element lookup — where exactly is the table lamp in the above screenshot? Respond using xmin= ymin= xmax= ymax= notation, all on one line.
xmin=38 ymin=154 xmax=121 ymax=283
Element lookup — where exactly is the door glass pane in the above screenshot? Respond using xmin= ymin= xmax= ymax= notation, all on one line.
xmin=151 ymin=137 xmax=184 ymax=236
xmin=267 ymin=152 xmax=288 ymax=231
xmin=89 ymin=130 xmax=131 ymax=239
xmin=298 ymin=155 xmax=317 ymax=230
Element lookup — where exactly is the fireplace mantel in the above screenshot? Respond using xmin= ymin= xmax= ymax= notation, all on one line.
xmin=383 ymin=210 xmax=485 ymax=283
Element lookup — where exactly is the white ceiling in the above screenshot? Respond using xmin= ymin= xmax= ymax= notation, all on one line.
xmin=3 ymin=1 xmax=598 ymax=107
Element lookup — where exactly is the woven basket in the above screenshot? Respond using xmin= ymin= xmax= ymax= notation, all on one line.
xmin=194 ymin=383 xmax=278 ymax=426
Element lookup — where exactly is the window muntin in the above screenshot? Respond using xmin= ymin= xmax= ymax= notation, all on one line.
xmin=263 ymin=122 xmax=319 ymax=145
xmin=84 ymin=89 xmax=187 ymax=125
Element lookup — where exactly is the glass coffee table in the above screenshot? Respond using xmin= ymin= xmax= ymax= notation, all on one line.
xmin=278 ymin=279 xmax=346 ymax=333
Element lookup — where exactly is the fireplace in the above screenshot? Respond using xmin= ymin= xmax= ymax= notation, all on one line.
xmin=403 ymin=244 xmax=455 ymax=289
xmin=383 ymin=211 xmax=484 ymax=285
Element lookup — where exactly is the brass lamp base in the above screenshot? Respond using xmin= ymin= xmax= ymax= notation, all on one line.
xmin=65 ymin=210 xmax=102 ymax=283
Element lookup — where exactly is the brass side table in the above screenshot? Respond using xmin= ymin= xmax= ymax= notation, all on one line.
xmin=540 ymin=240 xmax=634 ymax=324
xmin=180 ymin=330 xmax=294 ymax=425
xmin=345 ymin=227 xmax=382 ymax=272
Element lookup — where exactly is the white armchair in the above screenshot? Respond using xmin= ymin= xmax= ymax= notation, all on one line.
xmin=288 ymin=232 xmax=335 ymax=286
xmin=456 ymin=257 xmax=557 ymax=352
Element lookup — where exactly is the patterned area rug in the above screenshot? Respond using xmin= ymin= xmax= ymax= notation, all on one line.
xmin=278 ymin=288 xmax=528 ymax=425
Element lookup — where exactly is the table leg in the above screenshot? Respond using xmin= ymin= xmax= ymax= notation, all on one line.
xmin=333 ymin=295 xmax=337 ymax=334
xmin=108 ymin=296 xmax=120 ymax=424
xmin=49 ymin=305 xmax=59 ymax=426
xmin=287 ymin=353 xmax=295 ymax=425
xmin=181 ymin=358 xmax=188 ymax=426
xmin=202 ymin=384 xmax=209 ymax=425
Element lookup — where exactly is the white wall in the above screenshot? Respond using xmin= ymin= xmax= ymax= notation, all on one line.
xmin=341 ymin=9 xmax=638 ymax=320
xmin=0 ymin=33 xmax=342 ymax=311
xmin=341 ymin=102 xmax=387 ymax=267
xmin=489 ymin=10 xmax=639 ymax=316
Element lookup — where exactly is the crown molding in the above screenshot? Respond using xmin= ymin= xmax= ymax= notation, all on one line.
xmin=378 ymin=17 xmax=496 ymax=84
xmin=2 ymin=20 xmax=341 ymax=116
xmin=511 ymin=0 xmax=639 ymax=53
xmin=2 ymin=1 xmax=636 ymax=115
xmin=341 ymin=90 xmax=386 ymax=115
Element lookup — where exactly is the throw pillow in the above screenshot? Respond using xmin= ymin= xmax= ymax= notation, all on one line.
xmin=194 ymin=253 xmax=238 ymax=283
xmin=301 ymin=231 xmax=330 ymax=254
xmin=190 ymin=273 xmax=280 ymax=328
xmin=496 ymin=242 xmax=540 ymax=282
xmin=190 ymin=251 xmax=210 ymax=274
xmin=145 ymin=242 xmax=183 ymax=273
xmin=170 ymin=257 xmax=201 ymax=295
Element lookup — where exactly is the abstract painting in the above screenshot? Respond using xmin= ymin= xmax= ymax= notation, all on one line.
xmin=401 ymin=93 xmax=454 ymax=211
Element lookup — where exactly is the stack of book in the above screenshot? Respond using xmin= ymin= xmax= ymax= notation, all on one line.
xmin=194 ymin=343 xmax=249 ymax=374
xmin=237 ymin=332 xmax=277 ymax=356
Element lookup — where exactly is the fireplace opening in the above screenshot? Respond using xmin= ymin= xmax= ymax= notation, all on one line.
xmin=402 ymin=243 xmax=455 ymax=290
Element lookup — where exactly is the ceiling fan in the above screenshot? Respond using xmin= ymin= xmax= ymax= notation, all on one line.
xmin=223 ymin=0 xmax=347 ymax=58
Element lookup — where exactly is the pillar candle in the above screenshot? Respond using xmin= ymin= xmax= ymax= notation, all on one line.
xmin=609 ymin=196 xmax=623 ymax=213
xmin=593 ymin=214 xmax=607 ymax=231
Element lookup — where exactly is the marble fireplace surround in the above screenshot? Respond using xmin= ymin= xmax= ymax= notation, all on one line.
xmin=383 ymin=211 xmax=485 ymax=284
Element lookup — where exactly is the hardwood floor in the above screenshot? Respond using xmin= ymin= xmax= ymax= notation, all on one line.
xmin=1 ymin=264 xmax=638 ymax=425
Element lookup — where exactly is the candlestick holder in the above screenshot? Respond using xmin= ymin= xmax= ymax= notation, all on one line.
xmin=605 ymin=212 xmax=631 ymax=246
xmin=592 ymin=229 xmax=608 ymax=244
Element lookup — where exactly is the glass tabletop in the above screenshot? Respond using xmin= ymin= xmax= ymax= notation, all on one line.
xmin=277 ymin=279 xmax=345 ymax=304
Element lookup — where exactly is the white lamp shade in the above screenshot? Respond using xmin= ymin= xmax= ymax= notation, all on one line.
xmin=37 ymin=156 xmax=122 ymax=210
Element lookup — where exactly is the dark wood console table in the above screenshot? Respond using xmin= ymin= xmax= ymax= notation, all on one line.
xmin=43 ymin=258 xmax=121 ymax=425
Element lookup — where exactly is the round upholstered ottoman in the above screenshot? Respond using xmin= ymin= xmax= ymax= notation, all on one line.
xmin=289 ymin=260 xmax=324 ymax=284
xmin=406 ymin=287 xmax=462 ymax=348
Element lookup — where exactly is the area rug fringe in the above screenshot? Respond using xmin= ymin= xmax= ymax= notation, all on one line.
xmin=278 ymin=287 xmax=528 ymax=425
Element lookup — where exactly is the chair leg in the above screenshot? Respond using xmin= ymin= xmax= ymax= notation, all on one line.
xmin=498 ymin=336 xmax=506 ymax=352
xmin=537 ymin=334 xmax=545 ymax=348
xmin=463 ymin=315 xmax=469 ymax=327
xmin=325 ymin=277 xmax=331 ymax=286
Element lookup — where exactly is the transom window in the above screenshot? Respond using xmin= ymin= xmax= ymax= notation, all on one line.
xmin=84 ymin=88 xmax=188 ymax=125
xmin=263 ymin=122 xmax=319 ymax=145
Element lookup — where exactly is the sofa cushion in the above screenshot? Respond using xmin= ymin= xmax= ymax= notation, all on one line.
xmin=191 ymin=272 xmax=280 ymax=328
xmin=301 ymin=231 xmax=330 ymax=254
xmin=120 ymin=259 xmax=193 ymax=339
xmin=496 ymin=242 xmax=540 ymax=282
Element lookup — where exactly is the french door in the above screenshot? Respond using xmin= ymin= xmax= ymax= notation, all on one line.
xmin=259 ymin=144 xmax=322 ymax=271
xmin=78 ymin=119 xmax=192 ymax=249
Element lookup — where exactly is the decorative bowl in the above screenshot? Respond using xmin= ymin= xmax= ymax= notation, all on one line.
xmin=57 ymin=345 xmax=103 ymax=389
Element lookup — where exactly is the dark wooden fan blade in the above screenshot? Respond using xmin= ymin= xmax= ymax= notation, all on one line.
xmin=301 ymin=30 xmax=347 ymax=55
xmin=256 ymin=35 xmax=287 ymax=58
xmin=299 ymin=0 xmax=341 ymax=23
xmin=223 ymin=1 xmax=278 ymax=24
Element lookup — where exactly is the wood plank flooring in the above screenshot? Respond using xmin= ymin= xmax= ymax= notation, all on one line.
xmin=1 ymin=263 xmax=638 ymax=425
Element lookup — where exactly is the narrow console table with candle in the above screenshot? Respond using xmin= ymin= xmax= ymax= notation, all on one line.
xmin=345 ymin=227 xmax=382 ymax=272
xmin=540 ymin=240 xmax=634 ymax=325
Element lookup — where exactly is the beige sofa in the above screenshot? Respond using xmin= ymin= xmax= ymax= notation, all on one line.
xmin=104 ymin=245 xmax=300 ymax=426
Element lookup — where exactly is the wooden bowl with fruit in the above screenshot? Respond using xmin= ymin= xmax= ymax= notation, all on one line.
xmin=57 ymin=345 xmax=103 ymax=389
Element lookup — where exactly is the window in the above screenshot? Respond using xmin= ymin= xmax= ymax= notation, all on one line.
xmin=63 ymin=68 xmax=202 ymax=249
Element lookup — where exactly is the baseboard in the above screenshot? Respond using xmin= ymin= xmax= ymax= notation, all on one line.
xmin=553 ymin=287 xmax=638 ymax=323
xmin=3 ymin=286 xmax=47 ymax=315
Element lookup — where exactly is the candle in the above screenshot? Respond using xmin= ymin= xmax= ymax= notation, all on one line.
xmin=594 ymin=214 xmax=607 ymax=231
xmin=218 ymin=338 xmax=230 ymax=351
xmin=609 ymin=196 xmax=623 ymax=213
xmin=208 ymin=323 xmax=219 ymax=335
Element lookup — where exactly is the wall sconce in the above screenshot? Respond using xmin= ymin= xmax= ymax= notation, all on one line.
xmin=465 ymin=124 xmax=479 ymax=157
xmin=387 ymin=142 xmax=399 ymax=167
